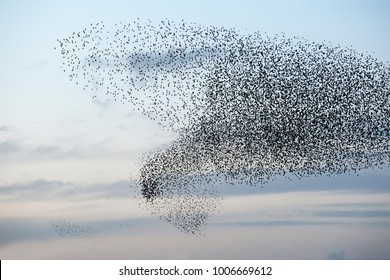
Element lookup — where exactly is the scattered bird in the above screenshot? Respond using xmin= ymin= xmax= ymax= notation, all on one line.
xmin=57 ymin=19 xmax=390 ymax=234
xmin=50 ymin=219 xmax=104 ymax=241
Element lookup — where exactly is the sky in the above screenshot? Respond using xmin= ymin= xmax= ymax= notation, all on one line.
xmin=1 ymin=0 xmax=390 ymax=259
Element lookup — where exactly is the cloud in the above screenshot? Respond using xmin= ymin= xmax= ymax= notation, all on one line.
xmin=92 ymin=97 xmax=112 ymax=108
xmin=214 ymin=169 xmax=390 ymax=196
xmin=120 ymin=47 xmax=222 ymax=74
xmin=0 ymin=218 xmax=56 ymax=247
xmin=0 ymin=179 xmax=133 ymax=201
xmin=0 ymin=136 xmax=107 ymax=159
xmin=327 ymin=250 xmax=346 ymax=260
xmin=211 ymin=220 xmax=338 ymax=227
xmin=34 ymin=145 xmax=60 ymax=155
xmin=0 ymin=137 xmax=65 ymax=158
xmin=0 ymin=179 xmax=65 ymax=200
xmin=0 ymin=141 xmax=21 ymax=155
xmin=0 ymin=125 xmax=14 ymax=132
xmin=314 ymin=210 xmax=390 ymax=218
xmin=25 ymin=61 xmax=48 ymax=71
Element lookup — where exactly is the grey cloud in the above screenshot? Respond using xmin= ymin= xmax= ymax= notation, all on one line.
xmin=211 ymin=216 xmax=390 ymax=229
xmin=0 ymin=179 xmax=133 ymax=201
xmin=211 ymin=220 xmax=338 ymax=227
xmin=34 ymin=145 xmax=60 ymax=155
xmin=215 ymin=170 xmax=390 ymax=196
xmin=25 ymin=60 xmax=48 ymax=71
xmin=0 ymin=138 xmax=65 ymax=157
xmin=0 ymin=125 xmax=14 ymax=132
xmin=327 ymin=250 xmax=346 ymax=260
xmin=28 ymin=170 xmax=383 ymax=204
xmin=319 ymin=202 xmax=390 ymax=209
xmin=92 ymin=97 xmax=113 ymax=108
xmin=0 ymin=141 xmax=21 ymax=155
xmin=0 ymin=218 xmax=57 ymax=247
xmin=0 ymin=179 xmax=65 ymax=200
xmin=60 ymin=180 xmax=132 ymax=199
xmin=122 ymin=47 xmax=222 ymax=72
xmin=0 ymin=138 xmax=99 ymax=159
xmin=314 ymin=210 xmax=390 ymax=218
xmin=86 ymin=47 xmax=222 ymax=73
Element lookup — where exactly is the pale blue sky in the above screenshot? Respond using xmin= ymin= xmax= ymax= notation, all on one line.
xmin=1 ymin=0 xmax=390 ymax=259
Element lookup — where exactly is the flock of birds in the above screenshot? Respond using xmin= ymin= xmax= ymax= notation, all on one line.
xmin=50 ymin=219 xmax=104 ymax=241
xmin=57 ymin=19 xmax=390 ymax=234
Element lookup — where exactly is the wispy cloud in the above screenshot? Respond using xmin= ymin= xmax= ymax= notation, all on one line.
xmin=0 ymin=125 xmax=15 ymax=132
xmin=216 ymin=169 xmax=390 ymax=196
xmin=25 ymin=60 xmax=48 ymax=71
xmin=327 ymin=250 xmax=346 ymax=260
xmin=0 ymin=140 xmax=66 ymax=158
xmin=0 ymin=179 xmax=133 ymax=201
xmin=0 ymin=218 xmax=56 ymax=247
xmin=314 ymin=210 xmax=390 ymax=218
xmin=34 ymin=145 xmax=61 ymax=155
xmin=0 ymin=140 xmax=21 ymax=155
xmin=211 ymin=220 xmax=338 ymax=227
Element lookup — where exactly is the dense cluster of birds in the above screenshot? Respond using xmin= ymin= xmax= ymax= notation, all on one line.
xmin=57 ymin=19 xmax=390 ymax=234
